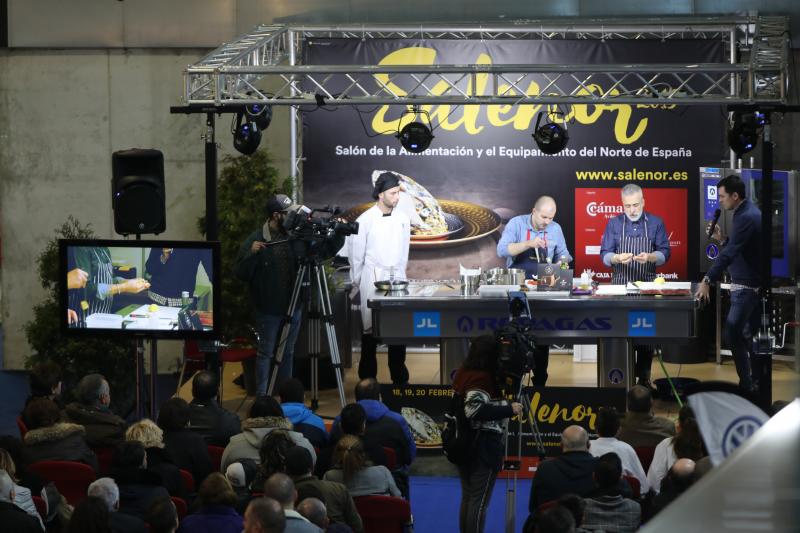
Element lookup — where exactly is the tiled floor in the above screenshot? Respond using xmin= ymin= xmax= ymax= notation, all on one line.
xmin=179 ymin=350 xmax=800 ymax=421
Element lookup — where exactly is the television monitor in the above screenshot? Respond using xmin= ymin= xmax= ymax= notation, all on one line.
xmin=59 ymin=239 xmax=220 ymax=338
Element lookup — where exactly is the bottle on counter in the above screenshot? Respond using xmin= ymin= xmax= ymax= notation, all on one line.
xmin=181 ymin=291 xmax=191 ymax=307
xmin=559 ymin=255 xmax=569 ymax=270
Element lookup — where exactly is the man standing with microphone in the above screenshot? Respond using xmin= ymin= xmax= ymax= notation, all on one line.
xmin=695 ymin=175 xmax=762 ymax=392
xmin=600 ymin=184 xmax=671 ymax=388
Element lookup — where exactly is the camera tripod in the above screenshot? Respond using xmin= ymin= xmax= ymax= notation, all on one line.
xmin=501 ymin=375 xmax=546 ymax=533
xmin=266 ymin=256 xmax=346 ymax=408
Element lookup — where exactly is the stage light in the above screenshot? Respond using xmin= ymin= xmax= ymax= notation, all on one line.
xmin=532 ymin=111 xmax=569 ymax=154
xmin=397 ymin=122 xmax=434 ymax=153
xmin=395 ymin=106 xmax=434 ymax=153
xmin=245 ymin=103 xmax=272 ymax=131
xmin=727 ymin=112 xmax=764 ymax=156
xmin=232 ymin=113 xmax=262 ymax=155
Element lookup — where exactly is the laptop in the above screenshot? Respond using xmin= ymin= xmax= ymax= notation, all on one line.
xmin=536 ymin=263 xmax=573 ymax=292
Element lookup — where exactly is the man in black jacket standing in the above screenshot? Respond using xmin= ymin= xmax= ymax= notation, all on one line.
xmin=695 ymin=175 xmax=763 ymax=392
xmin=236 ymin=194 xmax=345 ymax=396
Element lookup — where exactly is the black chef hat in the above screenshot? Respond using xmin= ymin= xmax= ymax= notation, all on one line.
xmin=372 ymin=172 xmax=401 ymax=200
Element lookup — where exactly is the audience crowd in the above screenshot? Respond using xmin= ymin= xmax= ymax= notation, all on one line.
xmin=2 ymin=362 xmax=768 ymax=533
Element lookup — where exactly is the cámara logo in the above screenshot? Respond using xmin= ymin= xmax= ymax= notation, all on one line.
xmin=586 ymin=202 xmax=623 ymax=217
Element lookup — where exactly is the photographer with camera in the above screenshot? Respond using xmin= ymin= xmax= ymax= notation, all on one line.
xmin=236 ymin=194 xmax=346 ymax=396
xmin=452 ymin=334 xmax=523 ymax=533
xmin=346 ymin=172 xmax=411 ymax=385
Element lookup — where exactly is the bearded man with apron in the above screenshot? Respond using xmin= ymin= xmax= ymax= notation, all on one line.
xmin=496 ymin=196 xmax=572 ymax=385
xmin=600 ymin=184 xmax=672 ymax=388
xmin=347 ymin=173 xmax=412 ymax=385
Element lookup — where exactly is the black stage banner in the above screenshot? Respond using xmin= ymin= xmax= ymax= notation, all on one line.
xmin=381 ymin=384 xmax=626 ymax=456
xmin=301 ymin=39 xmax=724 ymax=281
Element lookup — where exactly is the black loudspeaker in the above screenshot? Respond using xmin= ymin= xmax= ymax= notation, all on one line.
xmin=112 ymin=149 xmax=166 ymax=235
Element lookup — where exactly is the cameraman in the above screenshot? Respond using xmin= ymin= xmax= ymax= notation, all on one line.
xmin=453 ymin=335 xmax=523 ymax=533
xmin=236 ymin=194 xmax=345 ymax=396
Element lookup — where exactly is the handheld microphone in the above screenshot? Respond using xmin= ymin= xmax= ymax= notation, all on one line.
xmin=708 ymin=208 xmax=721 ymax=240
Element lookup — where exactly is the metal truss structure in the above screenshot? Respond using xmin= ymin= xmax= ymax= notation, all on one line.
xmin=183 ymin=16 xmax=791 ymax=107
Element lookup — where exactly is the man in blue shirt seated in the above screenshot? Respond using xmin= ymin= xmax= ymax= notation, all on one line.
xmin=279 ymin=378 xmax=328 ymax=449
xmin=695 ymin=175 xmax=762 ymax=392
xmin=599 ymin=184 xmax=671 ymax=388
xmin=497 ymin=195 xmax=572 ymax=386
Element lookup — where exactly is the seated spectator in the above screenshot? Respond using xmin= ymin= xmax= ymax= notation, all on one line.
xmin=314 ymin=404 xmax=386 ymax=478
xmin=178 ymin=472 xmax=243 ymax=533
xmin=0 ymin=449 xmax=44 ymax=529
xmin=556 ymin=494 xmax=587 ymax=532
xmin=23 ymin=360 xmax=63 ymax=415
xmin=646 ymin=405 xmax=705 ymax=494
xmin=528 ymin=426 xmax=596 ymax=516
xmin=158 ymin=397 xmax=213 ymax=487
xmin=297 ymin=497 xmax=354 ymax=533
xmin=589 ymin=407 xmax=649 ymax=494
xmin=146 ymin=496 xmax=179 ymax=533
xmin=263 ymin=473 xmax=322 ymax=532
xmin=323 ymin=436 xmax=401 ymax=498
xmin=22 ymin=397 xmax=98 ymax=471
xmin=225 ymin=460 xmax=258 ymax=514
xmin=0 ymin=470 xmax=43 ymax=533
xmin=64 ymin=374 xmax=126 ymax=448
xmin=222 ymin=396 xmax=316 ymax=472
xmin=188 ymin=371 xmax=241 ymax=447
xmin=648 ymin=458 xmax=696 ymax=519
xmin=279 ymin=379 xmax=328 ymax=449
xmin=251 ymin=430 xmax=297 ymax=493
xmin=125 ymin=419 xmax=185 ymax=498
xmin=286 ymin=446 xmax=363 ymax=533
xmin=110 ymin=441 xmax=170 ymax=520
xmin=330 ymin=379 xmax=415 ymax=469
xmin=0 ymin=436 xmax=61 ymax=524
xmin=297 ymin=498 xmax=330 ymax=531
xmin=582 ymin=453 xmax=641 ymax=533
xmin=243 ymin=496 xmax=286 ymax=533
xmin=617 ymin=385 xmax=676 ymax=448
xmin=533 ymin=506 xmax=575 ymax=533
xmin=67 ymin=495 xmax=112 ymax=533
xmin=88 ymin=477 xmax=147 ymax=533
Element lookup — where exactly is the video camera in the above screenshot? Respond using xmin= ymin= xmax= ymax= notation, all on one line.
xmin=283 ymin=205 xmax=359 ymax=246
xmin=495 ymin=291 xmax=539 ymax=389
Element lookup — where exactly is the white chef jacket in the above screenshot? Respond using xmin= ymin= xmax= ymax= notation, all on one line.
xmin=347 ymin=204 xmax=411 ymax=331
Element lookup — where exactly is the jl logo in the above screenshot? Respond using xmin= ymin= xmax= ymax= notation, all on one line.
xmin=628 ymin=311 xmax=656 ymax=337
xmin=413 ymin=312 xmax=441 ymax=337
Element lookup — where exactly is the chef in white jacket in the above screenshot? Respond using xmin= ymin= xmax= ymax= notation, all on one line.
xmin=348 ymin=172 xmax=411 ymax=384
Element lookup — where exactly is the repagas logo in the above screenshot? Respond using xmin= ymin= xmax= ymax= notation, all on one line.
xmin=586 ymin=202 xmax=623 ymax=218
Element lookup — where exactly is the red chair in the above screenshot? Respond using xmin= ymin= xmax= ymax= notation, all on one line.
xmin=634 ymin=446 xmax=656 ymax=472
xmin=171 ymin=496 xmax=188 ymax=520
xmin=623 ymin=475 xmax=641 ymax=499
xmin=28 ymin=461 xmax=96 ymax=506
xmin=179 ymin=469 xmax=195 ymax=493
xmin=92 ymin=447 xmax=115 ymax=475
xmin=382 ymin=447 xmax=398 ymax=471
xmin=208 ymin=445 xmax=225 ymax=473
xmin=32 ymin=495 xmax=47 ymax=518
xmin=218 ymin=338 xmax=256 ymax=401
xmin=353 ymin=495 xmax=412 ymax=533
xmin=177 ymin=340 xmax=206 ymax=394
xmin=16 ymin=417 xmax=28 ymax=438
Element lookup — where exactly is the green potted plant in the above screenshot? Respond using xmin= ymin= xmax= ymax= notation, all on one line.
xmin=24 ymin=217 xmax=136 ymax=415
